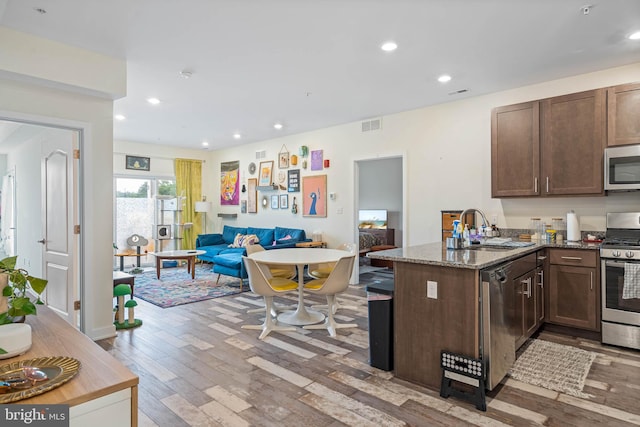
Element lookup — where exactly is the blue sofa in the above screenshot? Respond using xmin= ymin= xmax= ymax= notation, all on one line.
xmin=196 ymin=225 xmax=311 ymax=280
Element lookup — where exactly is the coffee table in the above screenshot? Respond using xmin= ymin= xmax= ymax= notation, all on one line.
xmin=249 ymin=248 xmax=351 ymax=325
xmin=150 ymin=250 xmax=206 ymax=279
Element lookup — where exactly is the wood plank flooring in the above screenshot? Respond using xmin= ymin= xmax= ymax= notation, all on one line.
xmin=97 ymin=270 xmax=640 ymax=426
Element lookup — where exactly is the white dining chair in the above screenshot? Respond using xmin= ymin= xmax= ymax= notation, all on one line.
xmin=309 ymin=243 xmax=358 ymax=314
xmin=303 ymin=254 xmax=357 ymax=337
xmin=246 ymin=244 xmax=296 ymax=279
xmin=241 ymin=256 xmax=298 ymax=339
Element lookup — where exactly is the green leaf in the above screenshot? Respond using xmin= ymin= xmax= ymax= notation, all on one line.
xmin=0 ymin=312 xmax=11 ymax=325
xmin=1 ymin=286 xmax=11 ymax=297
xmin=0 ymin=256 xmax=17 ymax=270
xmin=8 ymin=297 xmax=36 ymax=316
xmin=28 ymin=277 xmax=48 ymax=295
xmin=0 ymin=348 xmax=7 ymax=355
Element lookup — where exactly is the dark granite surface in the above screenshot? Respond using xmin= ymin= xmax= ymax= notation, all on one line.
xmin=366 ymin=240 xmax=600 ymax=270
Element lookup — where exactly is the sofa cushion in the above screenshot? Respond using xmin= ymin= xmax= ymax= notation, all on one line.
xmin=275 ymin=226 xmax=306 ymax=242
xmin=222 ymin=225 xmax=248 ymax=244
xmin=229 ymin=233 xmax=260 ymax=248
xmin=247 ymin=227 xmax=275 ymax=247
xmin=197 ymin=234 xmax=225 ymax=247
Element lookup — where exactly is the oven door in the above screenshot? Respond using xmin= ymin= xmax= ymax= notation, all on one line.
xmin=602 ymin=259 xmax=640 ymax=324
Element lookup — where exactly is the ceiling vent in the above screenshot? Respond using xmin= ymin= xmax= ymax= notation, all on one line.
xmin=362 ymin=117 xmax=382 ymax=133
xmin=448 ymin=89 xmax=469 ymax=96
xmin=255 ymin=150 xmax=266 ymax=159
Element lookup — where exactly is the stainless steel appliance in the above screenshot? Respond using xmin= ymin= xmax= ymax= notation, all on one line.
xmin=480 ymin=254 xmax=536 ymax=389
xmin=605 ymin=144 xmax=640 ymax=191
xmin=600 ymin=212 xmax=640 ymax=350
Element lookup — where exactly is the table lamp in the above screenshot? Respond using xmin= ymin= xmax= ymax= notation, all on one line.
xmin=195 ymin=201 xmax=212 ymax=233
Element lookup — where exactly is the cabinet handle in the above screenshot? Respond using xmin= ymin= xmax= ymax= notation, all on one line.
xmin=534 ymin=177 xmax=538 ymax=193
xmin=590 ymin=271 xmax=593 ymax=291
xmin=561 ymin=256 xmax=582 ymax=261
xmin=546 ymin=176 xmax=549 ymax=193
xmin=538 ymin=256 xmax=547 ymax=260
xmin=538 ymin=270 xmax=544 ymax=288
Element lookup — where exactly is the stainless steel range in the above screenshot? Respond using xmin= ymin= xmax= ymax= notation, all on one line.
xmin=601 ymin=212 xmax=640 ymax=350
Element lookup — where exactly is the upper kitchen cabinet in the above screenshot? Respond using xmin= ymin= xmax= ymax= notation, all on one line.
xmin=491 ymin=101 xmax=540 ymax=197
xmin=541 ymin=89 xmax=605 ymax=196
xmin=607 ymin=82 xmax=640 ymax=147
xmin=492 ymin=88 xmax=605 ymax=197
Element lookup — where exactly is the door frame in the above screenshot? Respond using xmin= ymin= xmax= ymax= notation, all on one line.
xmin=353 ymin=153 xmax=407 ymax=280
xmin=0 ymin=110 xmax=85 ymax=332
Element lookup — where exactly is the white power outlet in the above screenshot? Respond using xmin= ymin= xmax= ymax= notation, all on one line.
xmin=491 ymin=214 xmax=498 ymax=225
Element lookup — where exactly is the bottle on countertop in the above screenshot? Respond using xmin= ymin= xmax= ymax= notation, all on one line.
xmin=463 ymin=224 xmax=470 ymax=247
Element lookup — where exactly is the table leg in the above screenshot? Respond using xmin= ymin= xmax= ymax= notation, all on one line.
xmin=120 ymin=257 xmax=124 ymax=272
xmin=277 ymin=264 xmax=325 ymax=326
xmin=190 ymin=257 xmax=195 ymax=279
xmin=156 ymin=257 xmax=161 ymax=279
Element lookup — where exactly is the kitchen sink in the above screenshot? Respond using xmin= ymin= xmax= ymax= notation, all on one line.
xmin=466 ymin=245 xmax=515 ymax=251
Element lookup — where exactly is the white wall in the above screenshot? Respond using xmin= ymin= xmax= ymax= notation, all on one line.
xmin=206 ymin=62 xmax=640 ymax=247
xmin=0 ymin=30 xmax=126 ymax=340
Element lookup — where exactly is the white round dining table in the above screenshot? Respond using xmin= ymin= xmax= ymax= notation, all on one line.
xmin=248 ymin=248 xmax=351 ymax=325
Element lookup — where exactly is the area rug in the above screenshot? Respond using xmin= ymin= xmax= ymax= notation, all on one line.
xmin=508 ymin=339 xmax=597 ymax=398
xmin=132 ymin=264 xmax=246 ymax=308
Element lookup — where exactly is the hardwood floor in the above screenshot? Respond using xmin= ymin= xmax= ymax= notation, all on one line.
xmin=98 ymin=270 xmax=640 ymax=426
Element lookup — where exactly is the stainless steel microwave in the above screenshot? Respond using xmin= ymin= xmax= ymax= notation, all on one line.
xmin=605 ymin=144 xmax=640 ymax=191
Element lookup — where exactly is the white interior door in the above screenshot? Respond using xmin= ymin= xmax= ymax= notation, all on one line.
xmin=41 ymin=132 xmax=78 ymax=326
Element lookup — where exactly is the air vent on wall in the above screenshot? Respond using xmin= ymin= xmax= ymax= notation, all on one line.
xmin=448 ymin=89 xmax=469 ymax=96
xmin=255 ymin=150 xmax=266 ymax=159
xmin=362 ymin=117 xmax=382 ymax=132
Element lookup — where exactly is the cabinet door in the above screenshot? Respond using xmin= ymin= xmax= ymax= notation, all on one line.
xmin=514 ymin=270 xmax=537 ymax=350
xmin=491 ymin=101 xmax=540 ymax=197
xmin=607 ymin=82 xmax=640 ymax=147
xmin=548 ymin=264 xmax=598 ymax=330
xmin=541 ymin=89 xmax=605 ymax=196
xmin=536 ymin=266 xmax=545 ymax=325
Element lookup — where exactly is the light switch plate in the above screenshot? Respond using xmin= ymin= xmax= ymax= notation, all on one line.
xmin=427 ymin=281 xmax=437 ymax=299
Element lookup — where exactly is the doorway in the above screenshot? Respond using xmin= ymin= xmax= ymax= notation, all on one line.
xmin=0 ymin=117 xmax=82 ymax=329
xmin=354 ymin=155 xmax=405 ymax=280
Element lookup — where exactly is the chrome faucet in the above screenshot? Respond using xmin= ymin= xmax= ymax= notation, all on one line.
xmin=459 ymin=208 xmax=490 ymax=230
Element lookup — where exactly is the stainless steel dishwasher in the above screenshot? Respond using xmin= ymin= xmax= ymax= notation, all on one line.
xmin=480 ymin=253 xmax=536 ymax=390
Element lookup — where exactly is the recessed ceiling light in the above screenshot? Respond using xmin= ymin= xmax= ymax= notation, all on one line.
xmin=438 ymin=75 xmax=452 ymax=83
xmin=629 ymin=31 xmax=640 ymax=40
xmin=381 ymin=41 xmax=398 ymax=52
xmin=273 ymin=123 xmax=283 ymax=130
xmin=233 ymin=133 xmax=241 ymax=139
xmin=114 ymin=114 xmax=126 ymax=121
xmin=202 ymin=141 xmax=209 ymax=147
xmin=179 ymin=70 xmax=193 ymax=79
xmin=147 ymin=97 xmax=160 ymax=105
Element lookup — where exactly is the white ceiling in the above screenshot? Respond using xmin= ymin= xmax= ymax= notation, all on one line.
xmin=1 ymin=0 xmax=639 ymax=150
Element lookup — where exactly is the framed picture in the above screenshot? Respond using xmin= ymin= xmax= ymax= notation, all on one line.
xmin=279 ymin=194 xmax=288 ymax=209
xmin=241 ymin=200 xmax=247 ymax=214
xmin=310 ymin=150 xmax=323 ymax=171
xmin=258 ymin=161 xmax=274 ymax=186
xmin=125 ymin=155 xmax=150 ymax=171
xmin=287 ymin=169 xmax=300 ymax=192
xmin=220 ymin=160 xmax=240 ymax=205
xmin=279 ymin=145 xmax=290 ymax=169
xmin=247 ymin=178 xmax=257 ymax=213
xmin=271 ymin=195 xmax=279 ymax=209
xmin=302 ymin=174 xmax=327 ymax=217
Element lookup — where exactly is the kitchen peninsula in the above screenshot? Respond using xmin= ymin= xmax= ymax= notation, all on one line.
xmin=367 ymin=240 xmax=600 ymax=390
xmin=11 ymin=306 xmax=138 ymax=426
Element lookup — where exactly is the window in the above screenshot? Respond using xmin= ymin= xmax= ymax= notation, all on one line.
xmin=114 ymin=176 xmax=175 ymax=268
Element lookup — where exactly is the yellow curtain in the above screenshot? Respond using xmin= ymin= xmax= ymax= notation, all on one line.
xmin=175 ymin=159 xmax=203 ymax=250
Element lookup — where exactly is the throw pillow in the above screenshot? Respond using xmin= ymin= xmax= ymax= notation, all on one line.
xmin=229 ymin=233 xmax=260 ymax=248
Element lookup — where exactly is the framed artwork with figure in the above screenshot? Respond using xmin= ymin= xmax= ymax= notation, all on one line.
xmin=258 ymin=161 xmax=273 ymax=186
xmin=302 ymin=174 xmax=327 ymax=217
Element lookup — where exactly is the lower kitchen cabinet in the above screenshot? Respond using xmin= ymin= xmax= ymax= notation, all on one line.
xmin=548 ymin=249 xmax=600 ymax=331
xmin=514 ymin=266 xmax=543 ymax=349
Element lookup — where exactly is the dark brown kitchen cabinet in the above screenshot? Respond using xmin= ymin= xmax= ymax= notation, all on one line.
xmin=514 ymin=268 xmax=539 ymax=349
xmin=491 ymin=101 xmax=540 ymax=197
xmin=607 ymin=82 xmax=640 ymax=147
xmin=491 ymin=89 xmax=605 ymax=197
xmin=541 ymin=89 xmax=606 ymax=196
xmin=547 ymin=249 xmax=600 ymax=331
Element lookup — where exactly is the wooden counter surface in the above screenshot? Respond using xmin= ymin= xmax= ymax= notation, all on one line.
xmin=9 ymin=306 xmax=138 ymax=407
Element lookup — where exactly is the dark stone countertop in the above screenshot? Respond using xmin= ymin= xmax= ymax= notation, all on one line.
xmin=366 ymin=240 xmax=600 ymax=270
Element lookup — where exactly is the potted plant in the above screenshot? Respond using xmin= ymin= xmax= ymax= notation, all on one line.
xmin=0 ymin=256 xmax=48 ymax=356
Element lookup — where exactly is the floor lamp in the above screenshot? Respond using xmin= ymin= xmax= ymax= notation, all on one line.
xmin=195 ymin=201 xmax=212 ymax=234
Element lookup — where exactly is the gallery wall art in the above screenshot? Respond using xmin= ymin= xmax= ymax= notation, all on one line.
xmin=220 ymin=160 xmax=240 ymax=205
xmin=302 ymin=174 xmax=327 ymax=217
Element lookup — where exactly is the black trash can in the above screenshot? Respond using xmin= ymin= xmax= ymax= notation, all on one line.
xmin=365 ymin=279 xmax=394 ymax=371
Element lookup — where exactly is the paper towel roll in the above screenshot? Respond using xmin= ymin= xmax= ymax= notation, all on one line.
xmin=567 ymin=211 xmax=580 ymax=242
